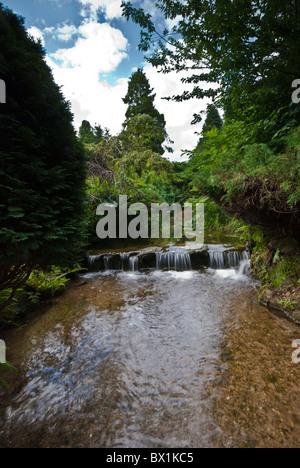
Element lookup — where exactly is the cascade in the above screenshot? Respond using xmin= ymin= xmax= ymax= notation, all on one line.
xmin=156 ymin=252 xmax=192 ymax=272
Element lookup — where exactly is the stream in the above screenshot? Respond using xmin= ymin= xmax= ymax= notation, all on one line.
xmin=0 ymin=243 xmax=300 ymax=448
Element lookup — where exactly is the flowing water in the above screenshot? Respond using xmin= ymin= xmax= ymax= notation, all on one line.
xmin=0 ymin=245 xmax=300 ymax=448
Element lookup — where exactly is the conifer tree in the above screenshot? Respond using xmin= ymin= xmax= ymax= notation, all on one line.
xmin=123 ymin=68 xmax=167 ymax=154
xmin=123 ymin=69 xmax=166 ymax=127
xmin=202 ymin=105 xmax=223 ymax=135
xmin=0 ymin=4 xmax=86 ymax=312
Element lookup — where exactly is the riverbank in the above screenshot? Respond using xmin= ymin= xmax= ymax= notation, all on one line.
xmin=0 ymin=267 xmax=79 ymax=331
xmin=213 ymin=286 xmax=300 ymax=448
xmin=250 ymin=236 xmax=300 ymax=324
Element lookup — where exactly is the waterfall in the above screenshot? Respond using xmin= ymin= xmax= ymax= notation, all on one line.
xmin=119 ymin=254 xmax=139 ymax=271
xmin=120 ymin=253 xmax=129 ymax=271
xmin=86 ymin=247 xmax=250 ymax=275
xmin=156 ymin=252 xmax=192 ymax=271
xmin=237 ymin=257 xmax=251 ymax=276
xmin=208 ymin=251 xmax=226 ymax=269
xmin=103 ymin=255 xmax=112 ymax=270
xmin=129 ymin=256 xmax=139 ymax=272
xmin=208 ymin=249 xmax=250 ymax=270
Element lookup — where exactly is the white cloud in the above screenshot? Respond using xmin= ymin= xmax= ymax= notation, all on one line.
xmin=27 ymin=26 xmax=45 ymax=47
xmin=79 ymin=0 xmax=123 ymax=20
xmin=144 ymin=65 xmax=212 ymax=161
xmin=140 ymin=0 xmax=160 ymax=18
xmin=48 ymin=58 xmax=128 ymax=133
xmin=46 ymin=21 xmax=129 ymax=134
xmin=44 ymin=23 xmax=78 ymax=41
xmin=50 ymin=22 xmax=127 ymax=73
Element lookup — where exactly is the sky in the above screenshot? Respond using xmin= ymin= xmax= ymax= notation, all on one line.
xmin=3 ymin=0 xmax=211 ymax=161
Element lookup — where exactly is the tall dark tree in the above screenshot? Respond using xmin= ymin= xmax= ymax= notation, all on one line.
xmin=79 ymin=120 xmax=97 ymax=144
xmin=0 ymin=4 xmax=86 ymax=312
xmin=197 ymin=104 xmax=223 ymax=148
xmin=123 ymin=68 xmax=166 ymax=128
xmin=202 ymin=104 xmax=223 ymax=135
xmin=123 ymin=68 xmax=168 ymax=155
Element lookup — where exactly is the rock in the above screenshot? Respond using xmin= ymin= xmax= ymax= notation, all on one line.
xmin=258 ymin=287 xmax=276 ymax=307
xmin=138 ymin=252 xmax=157 ymax=269
xmin=190 ymin=249 xmax=210 ymax=269
xmin=86 ymin=254 xmax=105 ymax=271
xmin=259 ymin=287 xmax=300 ymax=324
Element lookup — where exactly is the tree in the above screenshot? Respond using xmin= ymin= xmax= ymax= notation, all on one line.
xmin=197 ymin=104 xmax=223 ymax=147
xmin=122 ymin=113 xmax=171 ymax=156
xmin=122 ymin=0 xmax=300 ymax=132
xmin=0 ymin=4 xmax=86 ymax=313
xmin=123 ymin=68 xmax=166 ymax=127
xmin=79 ymin=120 xmax=97 ymax=144
xmin=79 ymin=120 xmax=109 ymax=144
xmin=123 ymin=69 xmax=170 ymax=155
xmin=122 ymin=68 xmax=171 ymax=155
xmin=202 ymin=104 xmax=223 ymax=135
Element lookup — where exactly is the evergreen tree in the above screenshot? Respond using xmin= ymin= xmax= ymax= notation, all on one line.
xmin=79 ymin=120 xmax=110 ymax=145
xmin=79 ymin=120 xmax=96 ymax=144
xmin=0 ymin=4 xmax=87 ymax=312
xmin=123 ymin=69 xmax=167 ymax=154
xmin=197 ymin=104 xmax=223 ymax=147
xmin=202 ymin=105 xmax=223 ymax=135
xmin=123 ymin=68 xmax=166 ymax=128
xmin=93 ymin=124 xmax=104 ymax=142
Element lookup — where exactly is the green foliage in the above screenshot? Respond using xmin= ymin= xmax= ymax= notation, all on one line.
xmin=201 ymin=104 xmax=223 ymax=137
xmin=0 ymin=5 xmax=87 ymax=314
xmin=83 ymin=113 xmax=176 ymax=245
xmin=186 ymin=196 xmax=233 ymax=232
xmin=252 ymin=235 xmax=299 ymax=311
xmin=0 ymin=288 xmax=23 ymax=328
xmin=123 ymin=69 xmax=169 ymax=155
xmin=122 ymin=113 xmax=170 ymax=156
xmin=0 ymin=265 xmax=82 ymax=329
xmin=79 ymin=120 xmax=110 ymax=145
xmin=269 ymin=256 xmax=299 ymax=289
xmin=182 ymin=119 xmax=300 ymax=238
xmin=0 ymin=361 xmax=17 ymax=388
xmin=122 ymin=0 xmax=300 ymax=132
xmin=26 ymin=267 xmax=72 ymax=298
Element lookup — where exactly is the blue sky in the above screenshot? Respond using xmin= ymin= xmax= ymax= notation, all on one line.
xmin=3 ymin=0 xmax=208 ymax=160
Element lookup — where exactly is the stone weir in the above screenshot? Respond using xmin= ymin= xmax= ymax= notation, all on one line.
xmin=86 ymin=246 xmax=250 ymax=273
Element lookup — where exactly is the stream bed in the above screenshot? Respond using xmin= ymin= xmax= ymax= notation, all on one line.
xmin=0 ymin=245 xmax=300 ymax=448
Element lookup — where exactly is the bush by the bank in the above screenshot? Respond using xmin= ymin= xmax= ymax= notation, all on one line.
xmin=250 ymin=232 xmax=300 ymax=321
xmin=0 ymin=267 xmax=78 ymax=329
